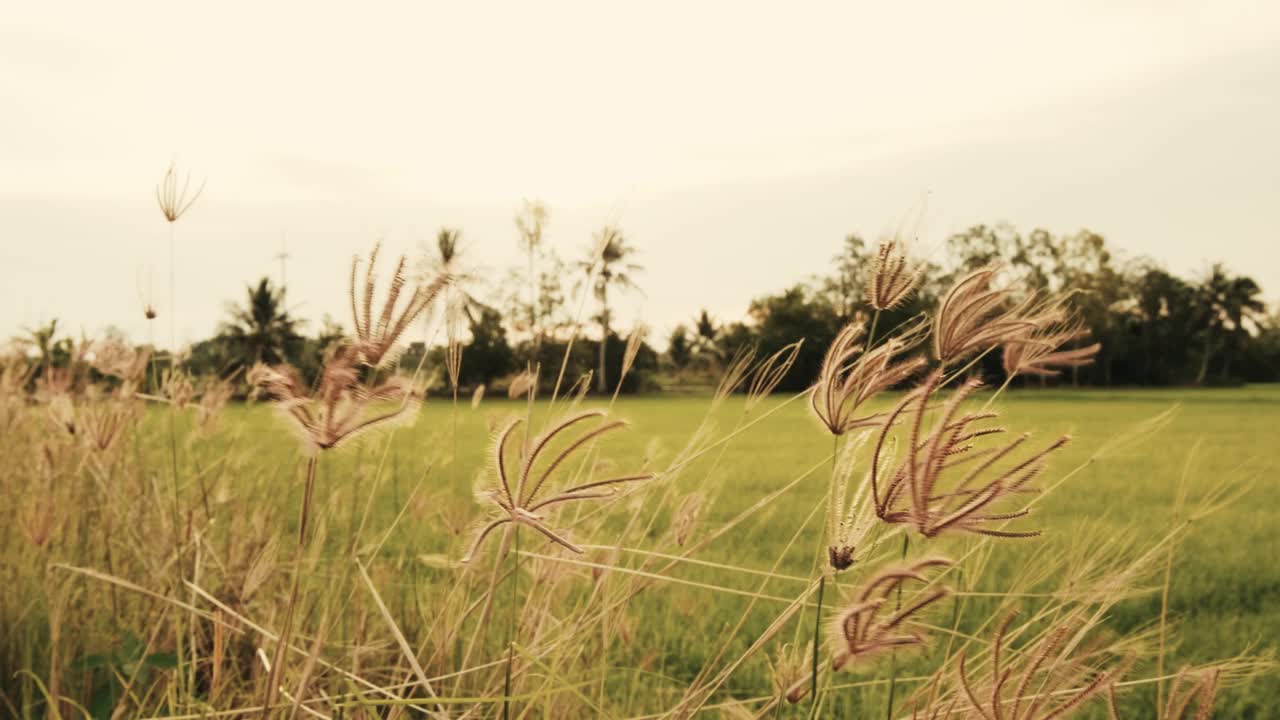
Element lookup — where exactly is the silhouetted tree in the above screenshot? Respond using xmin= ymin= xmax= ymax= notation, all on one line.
xmin=579 ymin=226 xmax=643 ymax=392
xmin=219 ymin=277 xmax=303 ymax=372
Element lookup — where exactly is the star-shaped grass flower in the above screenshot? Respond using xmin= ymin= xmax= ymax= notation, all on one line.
xmin=461 ymin=410 xmax=653 ymax=563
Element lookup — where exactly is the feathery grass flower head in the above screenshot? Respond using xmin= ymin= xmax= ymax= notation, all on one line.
xmin=249 ymin=344 xmax=421 ymax=452
xmin=89 ymin=339 xmax=150 ymax=383
xmin=933 ymin=266 xmax=1039 ymax=366
xmin=774 ymin=641 xmax=815 ymax=704
xmin=507 ymin=369 xmax=537 ymax=399
xmin=954 ymin=611 xmax=1134 ymax=720
xmin=620 ymin=324 xmax=649 ymax=383
xmin=1161 ymin=667 xmax=1220 ymax=720
xmin=827 ymin=557 xmax=952 ymax=672
xmin=80 ymin=399 xmax=138 ymax=452
xmin=867 ymin=237 xmax=922 ymax=311
xmin=162 ymin=368 xmax=197 ymax=409
xmin=461 ymin=409 xmax=653 ymax=563
xmin=155 ymin=161 xmax=205 ymax=223
xmin=1002 ymin=302 xmax=1101 ymax=379
xmin=826 ymin=431 xmax=878 ymax=571
xmin=746 ymin=340 xmax=802 ymax=411
xmin=810 ymin=322 xmax=926 ymax=436
xmin=349 ymin=241 xmax=450 ymax=368
xmin=196 ymin=378 xmax=234 ymax=433
xmin=871 ymin=370 xmax=1068 ymax=538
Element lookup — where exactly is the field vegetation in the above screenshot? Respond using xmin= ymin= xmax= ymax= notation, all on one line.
xmin=1 ymin=168 xmax=1276 ymax=719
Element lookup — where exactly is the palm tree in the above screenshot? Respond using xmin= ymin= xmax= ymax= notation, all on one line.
xmin=220 ymin=277 xmax=303 ymax=371
xmin=418 ymin=228 xmax=486 ymax=325
xmin=23 ymin=319 xmax=60 ymax=372
xmin=515 ymin=199 xmax=549 ymax=348
xmin=692 ymin=309 xmax=719 ymax=365
xmin=1194 ymin=264 xmax=1266 ymax=384
xmin=1219 ymin=273 xmax=1265 ymax=380
xmin=579 ymin=226 xmax=643 ymax=392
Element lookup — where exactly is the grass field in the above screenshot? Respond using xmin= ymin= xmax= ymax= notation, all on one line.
xmin=4 ymin=384 xmax=1278 ymax=718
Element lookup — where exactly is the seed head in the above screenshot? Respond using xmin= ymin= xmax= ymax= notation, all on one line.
xmin=871 ymin=370 xmax=1068 ymax=539
xmin=461 ymin=410 xmax=652 ymax=563
xmin=249 ymin=344 xmax=420 ymax=453
xmin=954 ymin=611 xmax=1135 ymax=720
xmin=1003 ymin=301 xmax=1101 ymax=379
xmin=155 ymin=161 xmax=205 ymax=223
xmin=933 ymin=267 xmax=1038 ymax=366
xmin=867 ymin=237 xmax=922 ymax=311
xmin=810 ymin=322 xmax=926 ymax=436
xmin=827 ymin=557 xmax=952 ymax=672
xmin=349 ymin=241 xmax=450 ymax=368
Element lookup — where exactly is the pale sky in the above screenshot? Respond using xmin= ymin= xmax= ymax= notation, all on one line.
xmin=2 ymin=1 xmax=1278 ymax=349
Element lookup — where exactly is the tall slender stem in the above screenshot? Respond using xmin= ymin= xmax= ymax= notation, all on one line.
xmin=867 ymin=309 xmax=882 ymax=349
xmin=809 ymin=575 xmax=825 ymax=711
xmin=980 ymin=372 xmax=1017 ymax=412
xmin=885 ymin=533 xmax=909 ymax=719
xmin=262 ymin=454 xmax=319 ymax=718
xmin=503 ymin=525 xmax=520 ymax=720
xmin=809 ymin=434 xmax=839 ymax=711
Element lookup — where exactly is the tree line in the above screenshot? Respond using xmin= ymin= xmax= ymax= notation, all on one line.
xmin=665 ymin=226 xmax=1277 ymax=391
xmin=12 ymin=217 xmax=1278 ymax=394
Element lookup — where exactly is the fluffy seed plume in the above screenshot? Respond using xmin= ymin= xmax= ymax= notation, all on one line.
xmin=249 ymin=345 xmax=420 ymax=452
xmin=810 ymin=322 xmax=926 ymax=436
xmin=1159 ymin=667 xmax=1221 ymax=720
xmin=827 ymin=557 xmax=952 ymax=671
xmin=868 ymin=237 xmax=922 ymax=311
xmin=746 ymin=340 xmax=802 ymax=411
xmin=508 ymin=368 xmax=537 ymax=399
xmin=620 ymin=324 xmax=649 ymax=383
xmin=1003 ymin=303 xmax=1101 ymax=379
xmin=461 ymin=410 xmax=653 ymax=562
xmin=155 ymin=161 xmax=205 ymax=223
xmin=825 ymin=431 xmax=878 ymax=571
xmin=955 ymin=611 xmax=1134 ymax=720
xmin=89 ymin=339 xmax=150 ymax=383
xmin=933 ymin=267 xmax=1039 ymax=366
xmin=871 ymin=370 xmax=1068 ymax=538
xmin=80 ymin=400 xmax=138 ymax=452
xmin=349 ymin=241 xmax=450 ymax=368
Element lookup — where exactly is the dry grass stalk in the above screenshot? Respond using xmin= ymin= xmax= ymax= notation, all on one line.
xmin=770 ymin=641 xmax=813 ymax=705
xmin=810 ymin=322 xmax=926 ymax=435
xmin=620 ymin=324 xmax=649 ymax=382
xmin=461 ymin=410 xmax=653 ymax=562
xmin=746 ymin=340 xmax=802 ymax=411
xmin=711 ymin=345 xmax=756 ymax=411
xmin=954 ymin=612 xmax=1134 ymax=720
xmin=507 ymin=369 xmax=536 ymax=399
xmin=871 ymin=370 xmax=1068 ymax=538
xmin=868 ymin=237 xmax=922 ymax=311
xmin=155 ymin=161 xmax=205 ymax=223
xmin=1002 ymin=305 xmax=1101 ymax=379
xmin=1159 ymin=667 xmax=1221 ymax=720
xmin=825 ymin=431 xmax=878 ymax=571
xmin=827 ymin=558 xmax=952 ymax=671
xmin=80 ymin=399 xmax=137 ymax=453
xmin=249 ymin=344 xmax=420 ymax=452
xmin=349 ymin=241 xmax=450 ymax=368
xmin=161 ymin=368 xmax=197 ymax=408
xmin=196 ymin=378 xmax=234 ymax=433
xmin=89 ymin=339 xmax=150 ymax=382
xmin=445 ymin=316 xmax=464 ymax=392
xmin=933 ymin=267 xmax=1039 ymax=366
xmin=671 ymin=491 xmax=707 ymax=547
